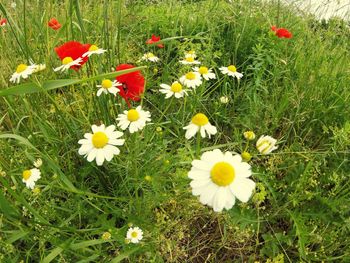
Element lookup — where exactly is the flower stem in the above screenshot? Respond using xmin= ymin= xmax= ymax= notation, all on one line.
xmin=196 ymin=131 xmax=201 ymax=158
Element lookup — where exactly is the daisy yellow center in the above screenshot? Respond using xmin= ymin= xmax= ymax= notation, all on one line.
xmin=147 ymin=53 xmax=155 ymax=58
xmin=198 ymin=66 xmax=208 ymax=74
xmin=210 ymin=162 xmax=235 ymax=186
xmin=228 ymin=65 xmax=237 ymax=72
xmin=92 ymin=131 xmax=109 ymax=148
xmin=127 ymin=109 xmax=140 ymax=122
xmin=185 ymin=57 xmax=195 ymax=62
xmin=89 ymin=45 xmax=99 ymax=51
xmin=16 ymin=64 xmax=28 ymax=73
xmin=62 ymin=57 xmax=73 ymax=65
xmin=188 ymin=50 xmax=195 ymax=54
xmin=171 ymin=82 xmax=182 ymax=93
xmin=191 ymin=113 xmax=209 ymax=126
xmin=101 ymin=79 xmax=113 ymax=89
xmin=22 ymin=170 xmax=32 ymax=181
xmin=131 ymin=231 xmax=138 ymax=238
xmin=185 ymin=72 xmax=196 ymax=80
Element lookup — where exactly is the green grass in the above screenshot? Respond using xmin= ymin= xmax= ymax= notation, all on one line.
xmin=0 ymin=0 xmax=349 ymax=262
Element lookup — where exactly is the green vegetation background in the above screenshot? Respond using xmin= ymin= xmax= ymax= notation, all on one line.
xmin=0 ymin=0 xmax=349 ymax=262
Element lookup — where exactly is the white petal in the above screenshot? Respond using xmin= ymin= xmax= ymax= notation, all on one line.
xmin=87 ymin=149 xmax=97 ymax=162
xmin=103 ymin=145 xmax=116 ymax=161
xmin=198 ymin=183 xmax=219 ymax=206
xmin=96 ymin=149 xmax=105 ymax=166
xmin=79 ymin=143 xmax=93 ymax=155
xmin=191 ymin=160 xmax=212 ymax=171
xmin=184 ymin=125 xmax=198 ymax=139
xmin=190 ymin=178 xmax=211 ymax=188
xmin=188 ymin=169 xmax=210 ymax=180
xmin=212 ymin=188 xmax=229 ymax=212
xmin=230 ymin=178 xmax=256 ymax=203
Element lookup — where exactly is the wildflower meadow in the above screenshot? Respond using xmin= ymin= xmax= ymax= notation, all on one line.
xmin=0 ymin=0 xmax=349 ymax=262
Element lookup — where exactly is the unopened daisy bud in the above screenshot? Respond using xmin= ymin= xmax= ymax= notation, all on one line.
xmin=164 ymin=160 xmax=170 ymax=165
xmin=144 ymin=175 xmax=152 ymax=182
xmin=241 ymin=151 xmax=252 ymax=162
xmin=220 ymin=96 xmax=229 ymax=104
xmin=32 ymin=187 xmax=41 ymax=195
xmin=124 ymin=238 xmax=131 ymax=244
xmin=102 ymin=232 xmax=112 ymax=240
xmin=128 ymin=222 xmax=133 ymax=227
xmin=243 ymin=131 xmax=256 ymax=141
xmin=153 ymin=68 xmax=158 ymax=74
xmin=33 ymin=158 xmax=43 ymax=168
xmin=156 ymin=127 xmax=163 ymax=132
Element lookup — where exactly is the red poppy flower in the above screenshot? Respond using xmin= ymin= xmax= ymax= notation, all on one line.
xmin=271 ymin=25 xmax=292 ymax=39
xmin=0 ymin=18 xmax=7 ymax=27
xmin=48 ymin=18 xmax=61 ymax=30
xmin=116 ymin=64 xmax=145 ymax=106
xmin=54 ymin=41 xmax=90 ymax=71
xmin=146 ymin=34 xmax=164 ymax=48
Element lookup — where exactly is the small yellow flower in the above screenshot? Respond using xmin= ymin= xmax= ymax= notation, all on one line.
xmin=32 ymin=187 xmax=41 ymax=195
xmin=243 ymin=131 xmax=256 ymax=141
xmin=144 ymin=175 xmax=152 ymax=181
xmin=102 ymin=232 xmax=112 ymax=240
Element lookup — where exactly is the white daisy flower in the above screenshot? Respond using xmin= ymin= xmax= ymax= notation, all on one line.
xmin=183 ymin=113 xmax=217 ymax=139
xmin=116 ymin=106 xmax=151 ymax=133
xmin=179 ymin=71 xmax=202 ymax=89
xmin=141 ymin=52 xmax=159 ymax=62
xmin=256 ymin=135 xmax=278 ymax=154
xmin=96 ymin=79 xmax=122 ymax=97
xmin=193 ymin=66 xmax=216 ymax=80
xmin=219 ymin=65 xmax=243 ymax=79
xmin=184 ymin=50 xmax=196 ymax=59
xmin=159 ymin=81 xmax=188 ymax=99
xmin=9 ymin=64 xmax=37 ymax=84
xmin=33 ymin=158 xmax=43 ymax=168
xmin=126 ymin=226 xmax=143 ymax=244
xmin=82 ymin=44 xmax=107 ymax=57
xmin=188 ymin=149 xmax=256 ymax=212
xmin=78 ymin=124 xmax=125 ymax=166
xmin=22 ymin=168 xmax=41 ymax=190
xmin=54 ymin=57 xmax=83 ymax=72
xmin=179 ymin=56 xmax=201 ymax=65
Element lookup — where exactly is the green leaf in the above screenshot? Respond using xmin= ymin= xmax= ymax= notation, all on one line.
xmin=0 ymin=133 xmax=76 ymax=192
xmin=0 ymin=66 xmax=146 ymax=97
xmin=42 ymin=247 xmax=64 ymax=263
xmin=6 ymin=230 xmax=30 ymax=244
xmin=0 ymin=191 xmax=19 ymax=219
xmin=69 ymin=239 xmax=110 ymax=250
xmin=111 ymin=247 xmax=140 ymax=263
